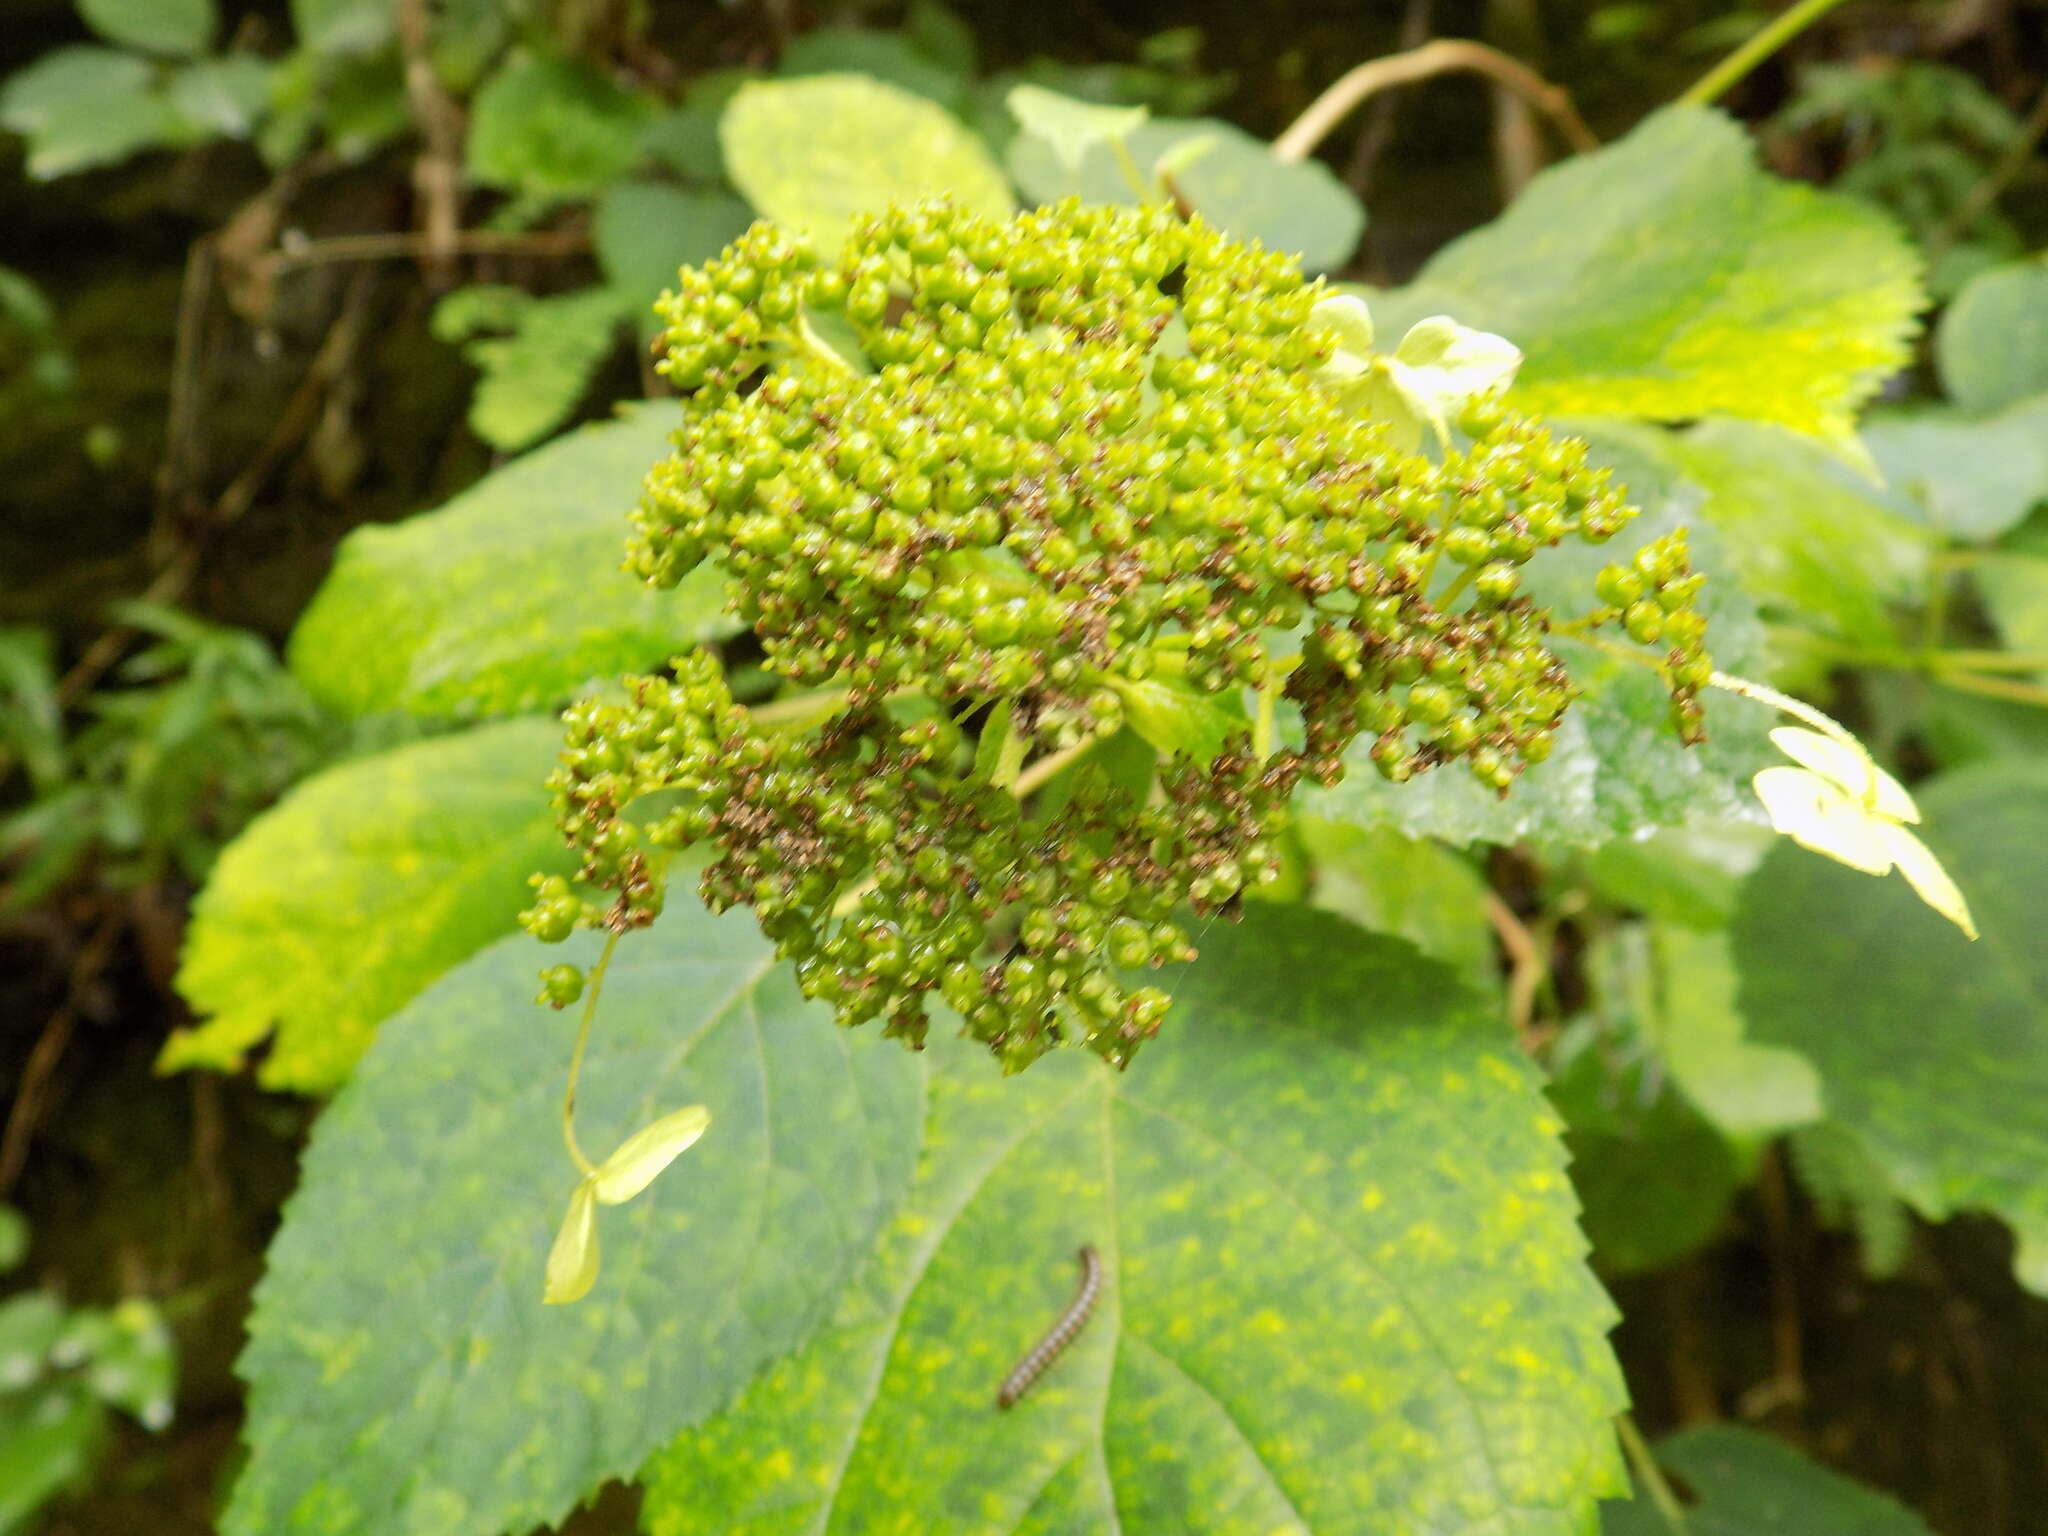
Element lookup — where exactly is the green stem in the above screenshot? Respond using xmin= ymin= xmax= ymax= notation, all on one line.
xmin=561 ymin=930 xmax=621 ymax=1179
xmin=1680 ymin=0 xmax=1852 ymax=106
xmin=1436 ymin=565 xmax=1477 ymax=609
xmin=1615 ymin=1414 xmax=1690 ymax=1534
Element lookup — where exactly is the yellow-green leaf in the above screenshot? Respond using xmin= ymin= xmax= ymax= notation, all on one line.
xmin=719 ymin=74 xmax=1013 ymax=252
xmin=591 ymin=1104 xmax=711 ymax=1206
xmin=542 ymin=1181 xmax=599 ymax=1305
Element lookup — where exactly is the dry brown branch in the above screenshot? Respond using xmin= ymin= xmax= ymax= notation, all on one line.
xmin=1272 ymin=38 xmax=1598 ymax=166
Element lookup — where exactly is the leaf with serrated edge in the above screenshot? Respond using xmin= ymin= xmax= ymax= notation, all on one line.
xmin=644 ymin=905 xmax=1626 ymax=1536
xmin=1733 ymin=760 xmax=2048 ymax=1292
xmin=166 ymin=717 xmax=574 ymax=1091
xmin=224 ymin=909 xmax=922 ymax=1536
xmin=1358 ymin=105 xmax=1922 ymax=453
xmin=289 ymin=406 xmax=733 ymax=720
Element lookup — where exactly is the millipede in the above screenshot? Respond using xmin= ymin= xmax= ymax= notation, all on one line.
xmin=996 ymin=1245 xmax=1102 ymax=1409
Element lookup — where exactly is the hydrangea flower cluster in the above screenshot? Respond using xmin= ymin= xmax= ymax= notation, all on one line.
xmin=525 ymin=199 xmax=1712 ymax=1072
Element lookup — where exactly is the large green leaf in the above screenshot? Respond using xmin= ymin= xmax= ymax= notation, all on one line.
xmin=78 ymin=0 xmax=214 ymax=56
xmin=1604 ymin=1424 xmax=1934 ymax=1536
xmin=289 ymin=407 xmax=732 ymax=720
xmin=1657 ymin=419 xmax=1930 ymax=647
xmin=165 ymin=718 xmax=574 ymax=1091
xmin=644 ymin=906 xmax=1628 ymax=1535
xmin=1733 ymin=758 xmax=2048 ymax=1292
xmin=1936 ymin=259 xmax=2048 ymax=416
xmin=1862 ymin=396 xmax=2048 ymax=542
xmin=1302 ymin=423 xmax=1773 ymax=848
xmin=290 ymin=0 xmax=390 ymax=55
xmin=1364 ymin=105 xmax=1922 ymax=451
xmin=1007 ymin=116 xmax=1365 ymax=274
xmin=223 ymin=908 xmax=922 ymax=1536
xmin=1296 ymin=818 xmax=1495 ymax=991
xmin=719 ymin=74 xmax=1014 ymax=252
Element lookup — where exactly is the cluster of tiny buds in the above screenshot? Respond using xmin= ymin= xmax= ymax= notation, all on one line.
xmin=525 ymin=198 xmax=1714 ymax=1071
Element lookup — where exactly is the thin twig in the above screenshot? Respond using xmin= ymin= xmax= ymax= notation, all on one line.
xmin=395 ymin=0 xmax=468 ymax=286
xmin=1680 ymin=0 xmax=1854 ymax=107
xmin=1483 ymin=889 xmax=1545 ymax=1049
xmin=1272 ymin=39 xmax=1598 ymax=166
xmin=0 ymin=913 xmax=122 ymax=1195
xmin=262 ymin=228 xmax=590 ymax=277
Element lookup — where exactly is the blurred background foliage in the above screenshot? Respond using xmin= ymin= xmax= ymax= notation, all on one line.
xmin=1 ymin=1 xmax=2046 ymax=1532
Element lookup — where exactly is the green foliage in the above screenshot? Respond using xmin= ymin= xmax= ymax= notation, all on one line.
xmin=0 ymin=606 xmax=332 ymax=904
xmin=0 ymin=1214 xmax=176 ymax=1536
xmin=1734 ymin=759 xmax=2048 ymax=1291
xmin=224 ymin=907 xmax=921 ymax=1536
xmin=431 ymin=284 xmax=632 ymax=451
xmin=1007 ymin=111 xmax=1366 ymax=273
xmin=719 ymin=74 xmax=1014 ymax=252
xmin=1788 ymin=1122 xmax=1912 ymax=1279
xmin=643 ymin=907 xmax=1626 ymax=1534
xmin=1642 ymin=419 xmax=1930 ymax=650
xmin=1304 ymin=431 xmax=1765 ymax=848
xmin=287 ymin=408 xmax=734 ymax=720
xmin=1365 ymin=105 xmax=1923 ymax=455
xmin=165 ymin=717 xmax=574 ymax=1091
xmin=593 ymin=183 xmax=756 ymax=320
xmin=1295 ymin=817 xmax=1495 ymax=989
xmin=566 ymin=202 xmax=1707 ymax=1070
xmin=0 ymin=47 xmax=197 ymax=179
xmin=465 ymin=51 xmax=651 ymax=201
xmin=1862 ymin=395 xmax=2048 ymax=541
xmin=1937 ymin=260 xmax=2048 ymax=415
xmin=1605 ymin=1424 xmax=1936 ymax=1535
xmin=1550 ymin=1019 xmax=1743 ymax=1274
xmin=78 ymin=0 xmax=214 ymax=57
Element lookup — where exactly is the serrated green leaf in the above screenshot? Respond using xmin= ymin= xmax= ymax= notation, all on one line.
xmin=720 ymin=74 xmax=1013 ymax=253
xmin=165 ymin=718 xmax=575 ymax=1091
xmin=1582 ymin=820 xmax=1772 ymax=930
xmin=1603 ymin=1424 xmax=1935 ymax=1536
xmin=224 ymin=908 xmax=922 ymax=1536
xmin=0 ymin=46 xmax=193 ymax=179
xmin=290 ymin=0 xmax=391 ymax=54
xmin=1007 ymin=115 xmax=1364 ymax=273
xmin=1303 ymin=422 xmax=1773 ymax=848
xmin=466 ymin=50 xmax=651 ymax=199
xmin=1363 ymin=105 xmax=1922 ymax=450
xmin=644 ymin=905 xmax=1627 ymax=1535
xmin=289 ymin=407 xmax=733 ymax=720
xmin=1862 ymin=395 xmax=2048 ymax=542
xmin=1733 ymin=758 xmax=2048 ymax=1292
xmin=78 ymin=0 xmax=213 ymax=56
xmin=1936 ymin=259 xmax=2048 ymax=416
xmin=594 ymin=183 xmax=755 ymax=317
xmin=442 ymin=284 xmax=630 ymax=451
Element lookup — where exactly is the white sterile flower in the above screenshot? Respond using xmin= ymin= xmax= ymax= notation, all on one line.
xmin=1373 ymin=316 xmax=1522 ymax=450
xmin=1751 ymin=725 xmax=1977 ymax=939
